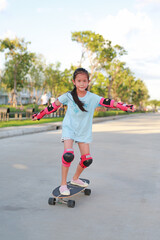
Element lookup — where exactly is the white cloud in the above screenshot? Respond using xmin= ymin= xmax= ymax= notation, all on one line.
xmin=70 ymin=11 xmax=93 ymax=23
xmin=36 ymin=7 xmax=50 ymax=13
xmin=0 ymin=0 xmax=7 ymax=11
xmin=135 ymin=0 xmax=160 ymax=9
xmin=95 ymin=8 xmax=160 ymax=99
xmin=0 ymin=30 xmax=16 ymax=39
xmin=95 ymin=8 xmax=159 ymax=63
xmin=95 ymin=8 xmax=152 ymax=46
xmin=96 ymin=10 xmax=159 ymax=71
xmin=36 ymin=7 xmax=63 ymax=14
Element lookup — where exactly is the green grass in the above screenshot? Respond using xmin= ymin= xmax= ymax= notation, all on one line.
xmin=0 ymin=117 xmax=64 ymax=128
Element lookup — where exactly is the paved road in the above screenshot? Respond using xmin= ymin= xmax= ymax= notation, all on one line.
xmin=0 ymin=113 xmax=160 ymax=240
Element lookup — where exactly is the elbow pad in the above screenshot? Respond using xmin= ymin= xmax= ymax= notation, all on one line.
xmin=32 ymin=102 xmax=60 ymax=120
xmin=99 ymin=98 xmax=115 ymax=108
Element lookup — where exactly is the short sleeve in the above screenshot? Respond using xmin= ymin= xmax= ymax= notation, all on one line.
xmin=58 ymin=93 xmax=68 ymax=105
xmin=93 ymin=94 xmax=103 ymax=108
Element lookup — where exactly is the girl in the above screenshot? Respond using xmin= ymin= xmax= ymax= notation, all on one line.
xmin=32 ymin=68 xmax=134 ymax=195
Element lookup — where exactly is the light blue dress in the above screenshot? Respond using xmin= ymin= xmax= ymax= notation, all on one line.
xmin=58 ymin=91 xmax=102 ymax=143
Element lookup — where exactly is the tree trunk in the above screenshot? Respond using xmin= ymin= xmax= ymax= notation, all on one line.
xmin=13 ymin=66 xmax=17 ymax=107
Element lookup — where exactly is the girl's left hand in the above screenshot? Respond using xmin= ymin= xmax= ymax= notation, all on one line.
xmin=127 ymin=105 xmax=135 ymax=112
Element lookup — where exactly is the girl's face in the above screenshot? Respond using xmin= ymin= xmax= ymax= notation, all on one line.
xmin=72 ymin=73 xmax=89 ymax=93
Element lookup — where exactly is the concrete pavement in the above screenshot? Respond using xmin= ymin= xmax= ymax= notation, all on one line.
xmin=0 ymin=112 xmax=160 ymax=240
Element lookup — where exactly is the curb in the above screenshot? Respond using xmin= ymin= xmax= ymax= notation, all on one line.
xmin=0 ymin=122 xmax=62 ymax=139
xmin=0 ymin=114 xmax=140 ymax=139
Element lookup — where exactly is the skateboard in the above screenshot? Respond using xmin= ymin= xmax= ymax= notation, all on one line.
xmin=48 ymin=178 xmax=91 ymax=208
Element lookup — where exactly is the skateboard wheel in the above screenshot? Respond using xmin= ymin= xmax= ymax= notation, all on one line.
xmin=67 ymin=200 xmax=75 ymax=208
xmin=84 ymin=189 xmax=91 ymax=196
xmin=48 ymin=197 xmax=56 ymax=205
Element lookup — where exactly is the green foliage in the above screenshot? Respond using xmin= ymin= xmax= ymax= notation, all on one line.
xmin=0 ymin=38 xmax=24 ymax=52
xmin=132 ymin=79 xmax=149 ymax=107
xmin=29 ymin=54 xmax=45 ymax=89
xmin=60 ymin=66 xmax=76 ymax=93
xmin=147 ymin=99 xmax=160 ymax=108
xmin=43 ymin=63 xmax=75 ymax=97
xmin=148 ymin=100 xmax=160 ymax=106
xmin=91 ymin=72 xmax=108 ymax=97
xmin=2 ymin=54 xmax=34 ymax=91
xmin=43 ymin=62 xmax=61 ymax=97
xmin=111 ymin=66 xmax=134 ymax=102
xmin=0 ymin=37 xmax=35 ymax=106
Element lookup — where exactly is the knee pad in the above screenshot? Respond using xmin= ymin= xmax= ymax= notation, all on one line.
xmin=62 ymin=149 xmax=74 ymax=167
xmin=79 ymin=154 xmax=93 ymax=169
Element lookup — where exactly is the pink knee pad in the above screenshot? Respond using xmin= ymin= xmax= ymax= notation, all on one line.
xmin=79 ymin=154 xmax=93 ymax=169
xmin=62 ymin=149 xmax=74 ymax=167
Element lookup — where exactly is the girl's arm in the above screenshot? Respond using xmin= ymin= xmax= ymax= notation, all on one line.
xmin=99 ymin=98 xmax=135 ymax=112
xmin=32 ymin=99 xmax=61 ymax=121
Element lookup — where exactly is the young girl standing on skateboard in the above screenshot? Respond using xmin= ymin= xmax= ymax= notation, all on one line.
xmin=32 ymin=68 xmax=134 ymax=195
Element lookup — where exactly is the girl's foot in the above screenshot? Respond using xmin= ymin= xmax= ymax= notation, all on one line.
xmin=71 ymin=178 xmax=88 ymax=187
xmin=59 ymin=185 xmax=70 ymax=195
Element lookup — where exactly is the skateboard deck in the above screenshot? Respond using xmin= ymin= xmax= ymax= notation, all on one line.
xmin=48 ymin=178 xmax=91 ymax=208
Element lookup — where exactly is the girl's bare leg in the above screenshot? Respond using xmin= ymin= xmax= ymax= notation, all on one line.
xmin=61 ymin=139 xmax=74 ymax=186
xmin=72 ymin=142 xmax=90 ymax=180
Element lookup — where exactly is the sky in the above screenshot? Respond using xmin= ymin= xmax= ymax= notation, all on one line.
xmin=0 ymin=0 xmax=160 ymax=100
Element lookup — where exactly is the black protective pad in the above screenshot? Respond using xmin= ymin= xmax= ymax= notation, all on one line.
xmin=103 ymin=98 xmax=111 ymax=106
xmin=52 ymin=178 xmax=90 ymax=198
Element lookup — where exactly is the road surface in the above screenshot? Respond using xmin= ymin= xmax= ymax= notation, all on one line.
xmin=0 ymin=113 xmax=160 ymax=240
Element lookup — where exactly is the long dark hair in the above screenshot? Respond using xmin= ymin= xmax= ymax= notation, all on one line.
xmin=71 ymin=68 xmax=89 ymax=112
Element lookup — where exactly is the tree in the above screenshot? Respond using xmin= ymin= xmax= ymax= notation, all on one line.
xmin=0 ymin=37 xmax=35 ymax=106
xmin=106 ymin=60 xmax=126 ymax=99
xmin=132 ymin=79 xmax=149 ymax=109
xmin=60 ymin=65 xmax=76 ymax=93
xmin=43 ymin=62 xmax=63 ymax=98
xmin=90 ymin=72 xmax=108 ymax=97
xmin=111 ymin=66 xmax=135 ymax=102
xmin=28 ymin=54 xmax=46 ymax=104
xmin=147 ymin=99 xmax=160 ymax=111
xmin=71 ymin=31 xmax=127 ymax=92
